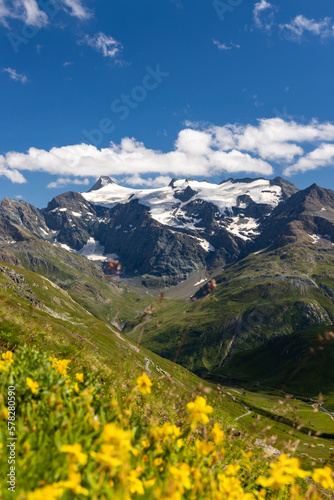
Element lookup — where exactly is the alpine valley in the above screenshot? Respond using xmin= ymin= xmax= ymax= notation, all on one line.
xmin=1 ymin=174 xmax=334 ymax=471
xmin=1 ymin=176 xmax=334 ymax=369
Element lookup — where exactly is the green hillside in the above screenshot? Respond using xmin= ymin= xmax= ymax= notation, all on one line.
xmin=126 ymin=243 xmax=334 ymax=376
xmin=1 ymin=258 xmax=333 ymax=471
xmin=212 ymin=325 xmax=334 ymax=409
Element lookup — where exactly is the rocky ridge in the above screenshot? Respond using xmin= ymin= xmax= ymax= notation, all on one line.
xmin=0 ymin=177 xmax=333 ymax=288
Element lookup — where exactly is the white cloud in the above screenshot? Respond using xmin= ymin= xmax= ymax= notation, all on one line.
xmin=46 ymin=177 xmax=90 ymax=188
xmin=23 ymin=0 xmax=48 ymax=26
xmin=60 ymin=0 xmax=92 ymax=20
xmin=3 ymin=132 xmax=273 ymax=181
xmin=280 ymin=15 xmax=334 ymax=42
xmin=253 ymin=0 xmax=276 ymax=31
xmin=213 ymin=40 xmax=240 ymax=51
xmin=2 ymin=67 xmax=28 ymax=83
xmin=0 ymin=155 xmax=27 ymax=183
xmin=0 ymin=0 xmax=91 ymax=27
xmin=80 ymin=32 xmax=123 ymax=59
xmin=122 ymin=174 xmax=173 ymax=188
xmin=4 ymin=119 xmax=334 ymax=184
xmin=284 ymin=143 xmax=334 ymax=175
xmin=0 ymin=0 xmax=48 ymax=27
xmin=15 ymin=195 xmax=24 ymax=199
xmin=208 ymin=118 xmax=334 ymax=164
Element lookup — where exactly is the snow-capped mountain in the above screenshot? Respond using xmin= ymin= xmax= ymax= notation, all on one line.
xmin=83 ymin=178 xmax=284 ymax=241
xmin=1 ymin=176 xmax=333 ymax=288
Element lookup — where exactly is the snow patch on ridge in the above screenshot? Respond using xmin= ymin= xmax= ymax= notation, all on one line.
xmin=78 ymin=237 xmax=118 ymax=261
xmin=226 ymin=217 xmax=260 ymax=241
xmin=55 ymin=237 xmax=118 ymax=262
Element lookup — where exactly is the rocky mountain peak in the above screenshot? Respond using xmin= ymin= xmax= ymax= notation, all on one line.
xmin=270 ymin=177 xmax=300 ymax=200
xmin=88 ymin=176 xmax=115 ymax=192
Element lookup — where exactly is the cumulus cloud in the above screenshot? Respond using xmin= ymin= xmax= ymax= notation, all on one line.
xmin=2 ymin=67 xmax=28 ymax=83
xmin=122 ymin=174 xmax=173 ymax=188
xmin=209 ymin=118 xmax=334 ymax=162
xmin=80 ymin=33 xmax=123 ymax=59
xmin=0 ymin=155 xmax=27 ymax=184
xmin=4 ymin=130 xmax=273 ymax=182
xmin=3 ymin=119 xmax=334 ymax=185
xmin=280 ymin=15 xmax=334 ymax=42
xmin=284 ymin=143 xmax=334 ymax=175
xmin=213 ymin=40 xmax=240 ymax=51
xmin=0 ymin=0 xmax=91 ymax=27
xmin=253 ymin=0 xmax=276 ymax=31
xmin=46 ymin=177 xmax=90 ymax=189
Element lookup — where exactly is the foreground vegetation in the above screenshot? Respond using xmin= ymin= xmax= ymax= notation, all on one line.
xmin=0 ymin=346 xmax=334 ymax=499
xmin=0 ymin=260 xmax=333 ymax=498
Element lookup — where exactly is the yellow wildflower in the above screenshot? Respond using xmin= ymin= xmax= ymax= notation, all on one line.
xmin=144 ymin=478 xmax=156 ymax=489
xmin=0 ymin=408 xmax=9 ymax=419
xmin=57 ymin=472 xmax=88 ymax=496
xmin=312 ymin=466 xmax=334 ymax=490
xmin=177 ymin=438 xmax=184 ymax=449
xmin=137 ymin=372 xmax=152 ymax=395
xmin=75 ymin=373 xmax=84 ymax=383
xmin=60 ymin=444 xmax=88 ymax=465
xmin=257 ymin=454 xmax=309 ymax=489
xmin=211 ymin=422 xmax=224 ymax=445
xmin=49 ymin=357 xmax=71 ymax=376
xmin=186 ymin=397 xmax=213 ymax=428
xmin=26 ymin=377 xmax=39 ymax=394
xmin=127 ymin=470 xmax=144 ymax=495
xmin=90 ymin=444 xmax=122 ymax=469
xmin=93 ymin=423 xmax=134 ymax=468
xmin=195 ymin=439 xmax=215 ymax=456
xmin=2 ymin=351 xmax=14 ymax=363
xmin=27 ymin=484 xmax=63 ymax=500
xmin=151 ymin=426 xmax=165 ymax=442
xmin=102 ymin=423 xmax=132 ymax=445
xmin=225 ymin=464 xmax=240 ymax=476
xmin=0 ymin=351 xmax=14 ymax=372
xmin=218 ymin=474 xmax=250 ymax=499
xmin=169 ymin=463 xmax=191 ymax=492
xmin=161 ymin=422 xmax=181 ymax=441
xmin=73 ymin=382 xmax=79 ymax=394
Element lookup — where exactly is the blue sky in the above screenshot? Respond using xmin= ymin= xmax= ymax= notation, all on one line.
xmin=1 ymin=0 xmax=334 ymax=207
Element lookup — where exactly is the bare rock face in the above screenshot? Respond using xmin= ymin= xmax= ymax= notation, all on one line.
xmin=255 ymin=184 xmax=334 ymax=249
xmin=0 ymin=265 xmax=38 ymax=305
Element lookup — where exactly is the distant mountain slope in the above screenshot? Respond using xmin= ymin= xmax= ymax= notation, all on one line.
xmin=255 ymin=183 xmax=334 ymax=249
xmin=212 ymin=325 xmax=334 ymax=409
xmin=0 ymin=218 xmax=150 ymax=327
xmin=127 ymin=240 xmax=334 ymax=376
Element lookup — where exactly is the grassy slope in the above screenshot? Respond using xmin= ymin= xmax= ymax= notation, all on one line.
xmin=6 ymin=235 xmax=152 ymax=326
xmin=211 ymin=325 xmax=334 ymax=409
xmin=126 ymin=243 xmax=334 ymax=374
xmin=0 ymin=260 xmax=333 ymax=468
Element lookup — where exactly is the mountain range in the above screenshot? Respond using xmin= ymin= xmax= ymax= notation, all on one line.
xmin=0 ymin=176 xmax=304 ymax=287
xmin=0 ymin=175 xmax=333 ymax=379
